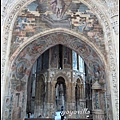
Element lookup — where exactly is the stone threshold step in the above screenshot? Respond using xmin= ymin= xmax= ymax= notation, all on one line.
xmin=68 ymin=119 xmax=93 ymax=120
xmin=25 ymin=119 xmax=53 ymax=120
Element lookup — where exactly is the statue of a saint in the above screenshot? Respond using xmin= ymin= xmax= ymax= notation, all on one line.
xmin=50 ymin=0 xmax=57 ymax=12
xmin=50 ymin=0 xmax=65 ymax=18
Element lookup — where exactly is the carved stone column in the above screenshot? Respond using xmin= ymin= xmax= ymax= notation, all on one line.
xmin=46 ymin=81 xmax=52 ymax=117
xmin=92 ymin=80 xmax=105 ymax=120
xmin=6 ymin=78 xmax=27 ymax=120
xmin=65 ymin=82 xmax=72 ymax=119
xmin=79 ymin=99 xmax=86 ymax=119
xmin=71 ymin=82 xmax=76 ymax=118
xmin=34 ymin=73 xmax=45 ymax=118
xmin=51 ymin=81 xmax=56 ymax=114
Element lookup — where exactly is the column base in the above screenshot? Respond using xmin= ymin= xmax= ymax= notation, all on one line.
xmin=92 ymin=109 xmax=104 ymax=120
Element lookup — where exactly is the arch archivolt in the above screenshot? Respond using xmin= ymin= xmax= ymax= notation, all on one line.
xmin=9 ymin=28 xmax=106 ymax=66
xmin=74 ymin=76 xmax=83 ymax=85
xmin=9 ymin=31 xmax=106 ymax=83
xmin=4 ymin=29 xmax=117 ymax=120
xmin=52 ymin=72 xmax=69 ymax=85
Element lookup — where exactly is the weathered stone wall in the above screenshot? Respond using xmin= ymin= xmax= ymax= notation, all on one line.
xmin=1 ymin=31 xmax=106 ymax=120
xmin=1 ymin=0 xmax=119 ymax=120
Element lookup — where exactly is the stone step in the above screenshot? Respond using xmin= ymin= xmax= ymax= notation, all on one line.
xmin=68 ymin=118 xmax=93 ymax=120
xmin=25 ymin=118 xmax=53 ymax=120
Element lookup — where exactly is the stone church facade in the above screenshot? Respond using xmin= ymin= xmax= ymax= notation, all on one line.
xmin=1 ymin=0 xmax=119 ymax=120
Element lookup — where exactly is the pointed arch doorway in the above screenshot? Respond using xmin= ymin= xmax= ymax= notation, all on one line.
xmin=55 ymin=77 xmax=66 ymax=120
xmin=4 ymin=29 xmax=108 ymax=120
xmin=1 ymin=0 xmax=119 ymax=119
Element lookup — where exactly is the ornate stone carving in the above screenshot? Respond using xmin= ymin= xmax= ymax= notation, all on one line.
xmin=86 ymin=1 xmax=119 ymax=119
xmin=1 ymin=0 xmax=119 ymax=120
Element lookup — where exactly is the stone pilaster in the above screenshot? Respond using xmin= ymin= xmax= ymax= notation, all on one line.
xmin=92 ymin=81 xmax=105 ymax=120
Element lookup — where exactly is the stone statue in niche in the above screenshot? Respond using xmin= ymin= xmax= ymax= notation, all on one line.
xmin=75 ymin=84 xmax=80 ymax=100
xmin=50 ymin=46 xmax=58 ymax=68
xmin=93 ymin=64 xmax=100 ymax=79
xmin=16 ymin=61 xmax=27 ymax=79
xmin=64 ymin=47 xmax=71 ymax=65
xmin=18 ymin=63 xmax=25 ymax=74
xmin=56 ymin=83 xmax=65 ymax=110
xmin=16 ymin=81 xmax=26 ymax=91
xmin=93 ymin=63 xmax=105 ymax=83
xmin=50 ymin=0 xmax=57 ymax=12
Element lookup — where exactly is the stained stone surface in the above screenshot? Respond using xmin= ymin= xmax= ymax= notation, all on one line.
xmin=10 ymin=0 xmax=105 ymax=59
xmin=1 ymin=0 xmax=119 ymax=120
